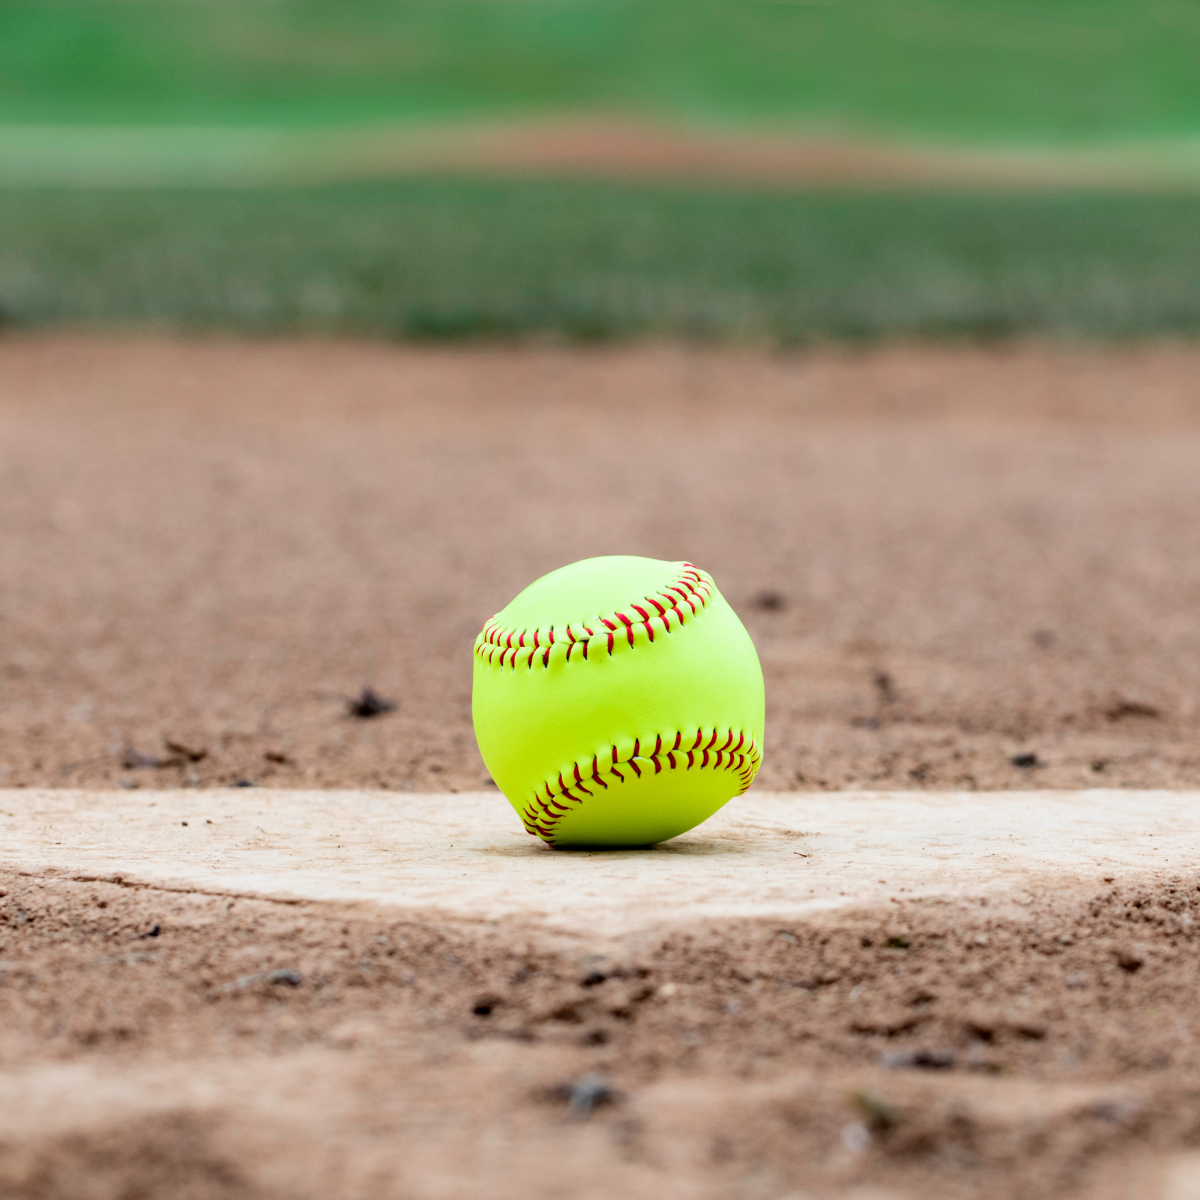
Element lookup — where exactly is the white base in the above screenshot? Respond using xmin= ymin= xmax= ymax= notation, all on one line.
xmin=1 ymin=788 xmax=1194 ymax=936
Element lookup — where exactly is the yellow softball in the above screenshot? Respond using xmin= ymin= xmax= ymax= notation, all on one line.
xmin=472 ymin=555 xmax=765 ymax=848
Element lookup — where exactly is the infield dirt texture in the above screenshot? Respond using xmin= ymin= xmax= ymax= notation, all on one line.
xmin=3 ymin=785 xmax=1200 ymax=1200
xmin=3 ymin=336 xmax=1198 ymax=795
xmin=2 ymin=336 xmax=1200 ymax=1197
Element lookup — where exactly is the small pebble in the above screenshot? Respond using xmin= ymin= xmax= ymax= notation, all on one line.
xmin=567 ymin=1074 xmax=615 ymax=1119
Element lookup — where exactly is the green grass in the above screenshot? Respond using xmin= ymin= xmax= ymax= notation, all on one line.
xmin=3 ymin=180 xmax=1200 ymax=341
xmin=3 ymin=1 xmax=1200 ymax=144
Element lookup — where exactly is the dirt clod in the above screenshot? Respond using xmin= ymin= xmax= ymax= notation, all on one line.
xmin=346 ymin=688 xmax=396 ymax=719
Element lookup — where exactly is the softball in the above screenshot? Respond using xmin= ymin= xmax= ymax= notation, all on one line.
xmin=472 ymin=556 xmax=765 ymax=847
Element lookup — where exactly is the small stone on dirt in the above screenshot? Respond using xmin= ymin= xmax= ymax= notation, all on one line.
xmin=224 ymin=968 xmax=303 ymax=991
xmin=853 ymin=1090 xmax=902 ymax=1131
xmin=751 ymin=590 xmax=786 ymax=611
xmin=881 ymin=1048 xmax=956 ymax=1070
xmin=567 ymin=1074 xmax=616 ymax=1119
xmin=121 ymin=749 xmax=166 ymax=770
xmin=165 ymin=739 xmax=208 ymax=762
xmin=1116 ymin=945 xmax=1146 ymax=972
xmin=1105 ymin=700 xmax=1161 ymax=721
xmin=347 ymin=687 xmax=396 ymax=719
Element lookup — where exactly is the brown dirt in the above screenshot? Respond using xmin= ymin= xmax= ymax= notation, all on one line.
xmin=4 ymin=335 xmax=1200 ymax=1198
xmin=2 ymin=335 xmax=1199 ymax=795
xmin=2 ymin=867 xmax=1199 ymax=1199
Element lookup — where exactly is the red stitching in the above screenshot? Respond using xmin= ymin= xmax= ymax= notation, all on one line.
xmin=474 ymin=564 xmax=715 ymax=669
xmin=615 ymin=613 xmax=636 ymax=648
xmin=517 ymin=726 xmax=762 ymax=844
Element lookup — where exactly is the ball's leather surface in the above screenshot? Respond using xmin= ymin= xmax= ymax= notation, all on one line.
xmin=472 ymin=556 xmax=765 ymax=847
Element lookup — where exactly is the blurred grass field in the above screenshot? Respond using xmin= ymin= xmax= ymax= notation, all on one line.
xmin=4 ymin=2 xmax=1200 ymax=341
xmin=5 ymin=0 xmax=1200 ymax=142
xmin=2 ymin=182 xmax=1200 ymax=340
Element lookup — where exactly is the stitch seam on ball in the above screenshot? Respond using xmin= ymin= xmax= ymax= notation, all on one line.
xmin=517 ymin=727 xmax=762 ymax=843
xmin=475 ymin=563 xmax=713 ymax=670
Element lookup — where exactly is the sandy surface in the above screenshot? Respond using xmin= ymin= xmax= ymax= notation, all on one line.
xmin=4 ymin=336 xmax=1200 ymax=1197
xmin=3 ymin=788 xmax=1200 ymax=1199
xmin=2 ymin=335 xmax=1199 ymax=795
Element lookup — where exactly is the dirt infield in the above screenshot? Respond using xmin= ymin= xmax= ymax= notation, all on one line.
xmin=2 ymin=787 xmax=1200 ymax=1200
xmin=4 ymin=336 xmax=1200 ymax=1198
xmin=1 ymin=335 xmax=1199 ymax=795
